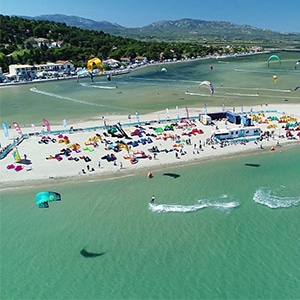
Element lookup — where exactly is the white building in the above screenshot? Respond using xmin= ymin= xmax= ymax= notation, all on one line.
xmin=213 ymin=127 xmax=261 ymax=142
xmin=8 ymin=64 xmax=36 ymax=81
xmin=8 ymin=61 xmax=75 ymax=81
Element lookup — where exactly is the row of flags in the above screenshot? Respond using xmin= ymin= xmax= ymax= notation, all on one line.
xmin=1 ymin=118 xmax=54 ymax=138
xmin=2 ymin=103 xmax=243 ymax=138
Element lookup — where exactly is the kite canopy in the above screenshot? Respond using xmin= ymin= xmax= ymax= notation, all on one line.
xmin=12 ymin=147 xmax=21 ymax=162
xmin=87 ymin=57 xmax=103 ymax=74
xmin=36 ymin=191 xmax=61 ymax=208
xmin=198 ymin=80 xmax=214 ymax=96
xmin=268 ymin=55 xmax=281 ymax=67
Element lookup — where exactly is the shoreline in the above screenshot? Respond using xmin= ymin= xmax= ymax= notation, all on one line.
xmin=0 ymin=50 xmax=271 ymax=89
xmin=1 ymin=142 xmax=297 ymax=192
xmin=1 ymin=104 xmax=299 ymax=191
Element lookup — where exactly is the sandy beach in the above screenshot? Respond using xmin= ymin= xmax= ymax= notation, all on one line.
xmin=1 ymin=103 xmax=299 ymax=189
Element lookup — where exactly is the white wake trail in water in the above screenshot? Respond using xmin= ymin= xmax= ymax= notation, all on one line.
xmin=149 ymin=198 xmax=240 ymax=213
xmin=30 ymin=87 xmax=125 ymax=109
xmin=253 ymin=187 xmax=300 ymax=209
xmin=30 ymin=87 xmax=104 ymax=107
xmin=79 ymin=83 xmax=117 ymax=89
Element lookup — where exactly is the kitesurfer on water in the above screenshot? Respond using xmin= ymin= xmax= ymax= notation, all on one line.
xmin=150 ymin=195 xmax=155 ymax=203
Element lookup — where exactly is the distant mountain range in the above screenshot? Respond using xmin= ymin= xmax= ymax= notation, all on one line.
xmin=19 ymin=14 xmax=300 ymax=43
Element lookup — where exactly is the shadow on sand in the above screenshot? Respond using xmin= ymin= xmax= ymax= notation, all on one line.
xmin=18 ymin=159 xmax=32 ymax=165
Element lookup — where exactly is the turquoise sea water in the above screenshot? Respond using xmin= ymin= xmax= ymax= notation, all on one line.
xmin=1 ymin=146 xmax=300 ymax=299
xmin=1 ymin=51 xmax=300 ymax=126
xmin=1 ymin=51 xmax=300 ymax=299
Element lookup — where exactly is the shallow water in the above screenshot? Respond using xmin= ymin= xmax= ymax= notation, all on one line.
xmin=1 ymin=145 xmax=299 ymax=299
xmin=1 ymin=51 xmax=299 ymax=127
xmin=1 ymin=51 xmax=300 ymax=299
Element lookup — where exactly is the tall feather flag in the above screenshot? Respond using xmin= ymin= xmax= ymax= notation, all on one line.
xmin=222 ymin=102 xmax=225 ymax=112
xmin=13 ymin=122 xmax=23 ymax=135
xmin=176 ymin=106 xmax=180 ymax=120
xmin=2 ymin=122 xmax=9 ymax=138
xmin=31 ymin=124 xmax=37 ymax=133
xmin=135 ymin=111 xmax=140 ymax=123
xmin=185 ymin=106 xmax=189 ymax=119
xmin=43 ymin=119 xmax=51 ymax=132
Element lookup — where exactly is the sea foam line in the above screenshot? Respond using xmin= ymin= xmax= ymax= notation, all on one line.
xmin=149 ymin=199 xmax=240 ymax=213
xmin=253 ymin=187 xmax=300 ymax=209
xmin=225 ymin=92 xmax=259 ymax=97
xmin=30 ymin=87 xmax=126 ymax=109
xmin=79 ymin=83 xmax=117 ymax=89
xmin=30 ymin=87 xmax=104 ymax=107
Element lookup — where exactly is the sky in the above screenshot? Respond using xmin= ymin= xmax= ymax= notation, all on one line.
xmin=1 ymin=0 xmax=299 ymax=33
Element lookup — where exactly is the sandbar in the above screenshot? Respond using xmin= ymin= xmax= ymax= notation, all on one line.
xmin=0 ymin=104 xmax=299 ymax=190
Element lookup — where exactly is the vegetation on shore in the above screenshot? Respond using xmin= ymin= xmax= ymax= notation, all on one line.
xmin=3 ymin=14 xmax=298 ymax=73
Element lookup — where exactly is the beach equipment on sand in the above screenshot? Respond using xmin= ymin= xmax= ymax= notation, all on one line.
xmin=36 ymin=191 xmax=61 ymax=208
xmin=12 ymin=147 xmax=21 ymax=162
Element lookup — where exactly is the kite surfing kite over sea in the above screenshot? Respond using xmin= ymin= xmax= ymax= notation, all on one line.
xmin=198 ymin=80 xmax=214 ymax=96
xmin=36 ymin=191 xmax=61 ymax=208
xmin=268 ymin=54 xmax=281 ymax=67
xmin=77 ymin=56 xmax=103 ymax=82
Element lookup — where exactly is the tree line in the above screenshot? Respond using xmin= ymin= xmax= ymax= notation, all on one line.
xmin=0 ymin=15 xmax=249 ymax=72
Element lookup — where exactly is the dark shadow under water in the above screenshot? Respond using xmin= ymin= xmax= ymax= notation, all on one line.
xmin=80 ymin=247 xmax=106 ymax=258
xmin=245 ymin=163 xmax=260 ymax=167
